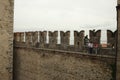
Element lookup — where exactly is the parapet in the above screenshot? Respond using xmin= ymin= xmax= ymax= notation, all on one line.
xmin=32 ymin=31 xmax=38 ymax=47
xmin=19 ymin=32 xmax=24 ymax=42
xmin=89 ymin=30 xmax=101 ymax=44
xmin=39 ymin=31 xmax=47 ymax=48
xmin=60 ymin=31 xmax=70 ymax=50
xmin=49 ymin=31 xmax=58 ymax=37
xmin=14 ymin=30 xmax=116 ymax=52
xmin=74 ymin=30 xmax=84 ymax=37
xmin=49 ymin=31 xmax=58 ymax=49
xmin=14 ymin=32 xmax=21 ymax=42
xmin=74 ymin=30 xmax=85 ymax=51
xmin=107 ymin=30 xmax=117 ymax=48
xmin=60 ymin=31 xmax=70 ymax=37
xmin=25 ymin=32 xmax=32 ymax=47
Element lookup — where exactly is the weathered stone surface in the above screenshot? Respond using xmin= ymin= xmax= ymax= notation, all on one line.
xmin=107 ymin=30 xmax=117 ymax=48
xmin=0 ymin=0 xmax=13 ymax=80
xmin=49 ymin=31 xmax=58 ymax=49
xmin=60 ymin=31 xmax=70 ymax=50
xmin=14 ymin=47 xmax=114 ymax=80
xmin=39 ymin=31 xmax=47 ymax=48
xmin=32 ymin=31 xmax=38 ymax=47
xmin=116 ymin=1 xmax=120 ymax=79
xmin=14 ymin=32 xmax=20 ymax=42
xmin=14 ymin=30 xmax=117 ymax=54
xmin=25 ymin=32 xmax=32 ymax=47
xmin=20 ymin=32 xmax=24 ymax=43
xmin=74 ymin=31 xmax=84 ymax=51
xmin=89 ymin=30 xmax=101 ymax=44
xmin=118 ymin=0 xmax=120 ymax=5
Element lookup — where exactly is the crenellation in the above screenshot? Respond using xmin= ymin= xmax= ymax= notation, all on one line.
xmin=13 ymin=29 xmax=116 ymax=80
xmin=39 ymin=31 xmax=47 ymax=48
xmin=20 ymin=32 xmax=24 ymax=42
xmin=89 ymin=30 xmax=101 ymax=44
xmin=14 ymin=33 xmax=17 ymax=42
xmin=49 ymin=31 xmax=58 ymax=49
xmin=14 ymin=32 xmax=21 ymax=42
xmin=74 ymin=30 xmax=85 ymax=51
xmin=31 ymin=31 xmax=38 ymax=47
xmin=13 ymin=30 xmax=116 ymax=52
xmin=25 ymin=32 xmax=32 ymax=47
xmin=107 ymin=30 xmax=117 ymax=48
xmin=60 ymin=31 xmax=70 ymax=50
xmin=49 ymin=31 xmax=58 ymax=37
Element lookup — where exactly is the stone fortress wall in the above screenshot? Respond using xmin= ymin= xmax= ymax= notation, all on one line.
xmin=14 ymin=29 xmax=116 ymax=80
xmin=13 ymin=29 xmax=117 ymax=80
xmin=14 ymin=30 xmax=117 ymax=54
xmin=14 ymin=46 xmax=115 ymax=80
xmin=8 ymin=29 xmax=117 ymax=80
xmin=0 ymin=0 xmax=120 ymax=79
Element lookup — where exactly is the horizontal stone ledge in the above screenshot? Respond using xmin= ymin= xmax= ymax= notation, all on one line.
xmin=14 ymin=46 xmax=115 ymax=59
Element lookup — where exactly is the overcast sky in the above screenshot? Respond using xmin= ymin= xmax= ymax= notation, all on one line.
xmin=14 ymin=0 xmax=117 ymax=32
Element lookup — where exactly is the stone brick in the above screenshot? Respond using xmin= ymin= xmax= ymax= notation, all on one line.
xmin=89 ymin=30 xmax=101 ymax=44
xmin=25 ymin=32 xmax=32 ymax=47
xmin=14 ymin=32 xmax=20 ymax=42
xmin=49 ymin=31 xmax=58 ymax=49
xmin=31 ymin=31 xmax=38 ymax=47
xmin=74 ymin=30 xmax=84 ymax=51
xmin=20 ymin=32 xmax=24 ymax=43
xmin=14 ymin=47 xmax=114 ymax=80
xmin=107 ymin=30 xmax=117 ymax=48
xmin=0 ymin=0 xmax=14 ymax=80
xmin=60 ymin=31 xmax=70 ymax=50
xmin=39 ymin=31 xmax=47 ymax=48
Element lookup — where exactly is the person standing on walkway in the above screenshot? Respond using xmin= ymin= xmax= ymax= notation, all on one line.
xmin=93 ymin=42 xmax=98 ymax=54
xmin=84 ymin=35 xmax=89 ymax=53
xmin=88 ymin=41 xmax=93 ymax=54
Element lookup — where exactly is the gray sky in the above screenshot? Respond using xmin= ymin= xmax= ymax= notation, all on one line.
xmin=14 ymin=0 xmax=117 ymax=32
